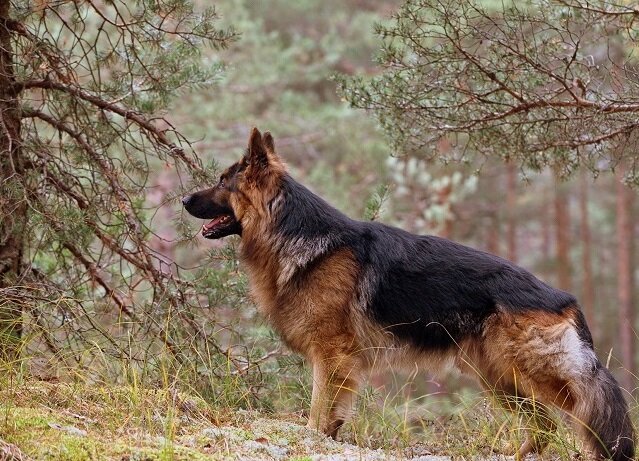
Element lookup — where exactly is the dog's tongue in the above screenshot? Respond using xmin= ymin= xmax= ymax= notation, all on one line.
xmin=203 ymin=216 xmax=224 ymax=231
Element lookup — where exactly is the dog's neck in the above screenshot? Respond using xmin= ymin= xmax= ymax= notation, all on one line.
xmin=240 ymin=220 xmax=332 ymax=290
xmin=241 ymin=175 xmax=353 ymax=290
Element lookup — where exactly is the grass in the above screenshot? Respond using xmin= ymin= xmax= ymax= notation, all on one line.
xmin=343 ymin=383 xmax=582 ymax=459
xmin=0 ymin=375 xmax=321 ymax=460
xmin=0 ymin=379 xmax=220 ymax=460
xmin=0 ymin=353 xmax=636 ymax=460
xmin=0 ymin=372 xmax=617 ymax=460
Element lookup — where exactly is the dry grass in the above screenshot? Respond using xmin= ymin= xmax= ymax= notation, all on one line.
xmin=3 ymin=367 xmax=633 ymax=460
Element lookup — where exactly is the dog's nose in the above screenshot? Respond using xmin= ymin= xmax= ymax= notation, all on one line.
xmin=181 ymin=195 xmax=193 ymax=207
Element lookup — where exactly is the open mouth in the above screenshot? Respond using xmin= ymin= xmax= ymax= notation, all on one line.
xmin=201 ymin=213 xmax=239 ymax=239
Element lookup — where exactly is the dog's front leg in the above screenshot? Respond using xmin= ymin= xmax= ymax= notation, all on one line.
xmin=306 ymin=355 xmax=360 ymax=439
xmin=307 ymin=363 xmax=330 ymax=434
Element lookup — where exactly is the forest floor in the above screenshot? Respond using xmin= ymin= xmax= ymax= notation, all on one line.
xmin=0 ymin=380 xmax=573 ymax=460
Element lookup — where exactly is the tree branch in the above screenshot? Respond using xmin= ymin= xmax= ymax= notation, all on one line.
xmin=16 ymin=79 xmax=202 ymax=171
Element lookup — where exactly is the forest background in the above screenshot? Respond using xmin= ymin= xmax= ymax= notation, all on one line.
xmin=1 ymin=0 xmax=638 ymax=459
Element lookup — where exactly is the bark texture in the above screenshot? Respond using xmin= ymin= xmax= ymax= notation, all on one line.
xmin=0 ymin=0 xmax=25 ymax=360
xmin=616 ymin=165 xmax=635 ymax=390
xmin=554 ymin=176 xmax=572 ymax=291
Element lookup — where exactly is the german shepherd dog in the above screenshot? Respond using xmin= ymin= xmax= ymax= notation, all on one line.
xmin=183 ymin=128 xmax=635 ymax=460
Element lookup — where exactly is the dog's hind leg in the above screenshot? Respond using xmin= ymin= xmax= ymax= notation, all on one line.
xmin=457 ymin=335 xmax=558 ymax=458
xmin=516 ymin=404 xmax=557 ymax=459
xmin=497 ymin=389 xmax=557 ymax=459
xmin=307 ymin=352 xmax=362 ymax=439
xmin=476 ymin=379 xmax=557 ymax=458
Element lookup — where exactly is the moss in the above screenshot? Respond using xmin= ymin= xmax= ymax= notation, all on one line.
xmin=124 ymin=445 xmax=224 ymax=461
xmin=0 ymin=383 xmax=231 ymax=460
xmin=43 ymin=437 xmax=101 ymax=461
xmin=0 ymin=407 xmax=53 ymax=431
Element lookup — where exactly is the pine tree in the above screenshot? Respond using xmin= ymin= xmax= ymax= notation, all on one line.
xmin=342 ymin=0 xmax=639 ymax=179
xmin=0 ymin=0 xmax=236 ymax=364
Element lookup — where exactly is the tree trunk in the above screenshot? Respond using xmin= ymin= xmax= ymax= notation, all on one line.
xmin=616 ymin=165 xmax=635 ymax=390
xmin=554 ymin=176 xmax=572 ymax=291
xmin=0 ymin=0 xmax=25 ymax=360
xmin=579 ymin=169 xmax=597 ymax=338
xmin=540 ymin=182 xmax=552 ymax=281
xmin=506 ymin=162 xmax=517 ymax=262
xmin=486 ymin=212 xmax=500 ymax=255
xmin=438 ymin=182 xmax=454 ymax=239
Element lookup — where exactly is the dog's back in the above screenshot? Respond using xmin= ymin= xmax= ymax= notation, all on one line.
xmin=354 ymin=227 xmax=578 ymax=349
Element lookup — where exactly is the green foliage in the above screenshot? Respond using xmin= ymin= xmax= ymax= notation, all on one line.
xmin=5 ymin=3 xmax=635 ymax=460
xmin=4 ymin=0 xmax=259 ymax=394
xmin=342 ymin=0 xmax=639 ymax=183
xmin=363 ymin=184 xmax=391 ymax=221
xmin=175 ymin=0 xmax=391 ymax=215
xmin=2 ymin=0 xmax=401 ymax=411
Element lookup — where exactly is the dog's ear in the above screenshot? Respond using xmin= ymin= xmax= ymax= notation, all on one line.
xmin=262 ymin=131 xmax=275 ymax=153
xmin=247 ymin=127 xmax=269 ymax=170
xmin=244 ymin=127 xmax=284 ymax=185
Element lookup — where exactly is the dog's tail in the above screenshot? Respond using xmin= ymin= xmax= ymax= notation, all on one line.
xmin=573 ymin=359 xmax=635 ymax=461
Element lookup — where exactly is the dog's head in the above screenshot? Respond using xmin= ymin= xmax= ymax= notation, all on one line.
xmin=182 ymin=127 xmax=285 ymax=239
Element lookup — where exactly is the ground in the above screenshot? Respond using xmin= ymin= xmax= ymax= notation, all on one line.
xmin=0 ymin=380 xmax=579 ymax=460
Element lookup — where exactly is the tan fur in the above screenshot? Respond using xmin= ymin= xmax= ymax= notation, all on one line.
xmin=187 ymin=128 xmax=632 ymax=459
xmin=243 ymin=244 xmax=364 ymax=434
xmin=479 ymin=305 xmax=587 ymax=410
xmin=352 ymin=316 xmax=456 ymax=378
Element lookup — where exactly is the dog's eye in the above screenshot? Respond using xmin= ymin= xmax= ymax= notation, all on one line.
xmin=219 ymin=178 xmax=226 ymax=188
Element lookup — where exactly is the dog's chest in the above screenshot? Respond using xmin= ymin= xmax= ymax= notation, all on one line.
xmin=245 ymin=271 xmax=319 ymax=353
xmin=241 ymin=246 xmax=361 ymax=356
